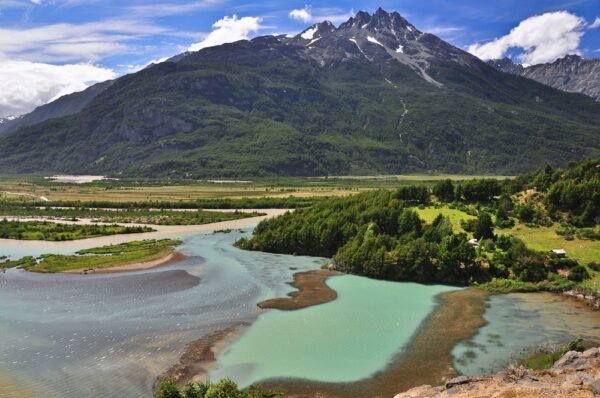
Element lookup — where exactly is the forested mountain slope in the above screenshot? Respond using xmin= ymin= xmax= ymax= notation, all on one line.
xmin=0 ymin=9 xmax=598 ymax=177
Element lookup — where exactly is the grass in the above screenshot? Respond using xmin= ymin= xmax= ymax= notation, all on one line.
xmin=17 ymin=239 xmax=181 ymax=273
xmin=501 ymin=223 xmax=600 ymax=292
xmin=526 ymin=351 xmax=565 ymax=370
xmin=416 ymin=206 xmax=477 ymax=233
xmin=0 ymin=175 xmax=510 ymax=203
xmin=0 ymin=220 xmax=154 ymax=241
xmin=504 ymin=224 xmax=600 ymax=264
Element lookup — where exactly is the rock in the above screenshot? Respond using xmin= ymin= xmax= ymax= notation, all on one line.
xmin=395 ymin=348 xmax=600 ymax=398
xmin=393 ymin=385 xmax=439 ymax=398
xmin=553 ymin=350 xmax=582 ymax=372
xmin=445 ymin=375 xmax=488 ymax=389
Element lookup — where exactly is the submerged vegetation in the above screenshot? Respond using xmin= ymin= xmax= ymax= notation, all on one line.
xmin=0 ymin=219 xmax=154 ymax=241
xmin=3 ymin=239 xmax=181 ymax=273
xmin=238 ymin=159 xmax=600 ymax=292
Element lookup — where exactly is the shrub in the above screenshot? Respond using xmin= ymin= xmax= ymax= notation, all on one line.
xmin=568 ymin=265 xmax=590 ymax=282
xmin=588 ymin=262 xmax=600 ymax=272
xmin=567 ymin=337 xmax=585 ymax=352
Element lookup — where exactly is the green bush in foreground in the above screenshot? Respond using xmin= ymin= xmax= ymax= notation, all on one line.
xmin=526 ymin=337 xmax=587 ymax=370
xmin=154 ymin=379 xmax=284 ymax=398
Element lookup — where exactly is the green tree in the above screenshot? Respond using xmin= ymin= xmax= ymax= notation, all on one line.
xmin=205 ymin=379 xmax=243 ymax=398
xmin=474 ymin=212 xmax=494 ymax=241
xmin=155 ymin=380 xmax=182 ymax=398
xmin=432 ymin=179 xmax=455 ymax=202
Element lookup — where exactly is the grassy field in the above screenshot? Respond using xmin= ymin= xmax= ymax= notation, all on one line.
xmin=5 ymin=239 xmax=181 ymax=273
xmin=504 ymin=224 xmax=600 ymax=265
xmin=0 ymin=205 xmax=262 ymax=226
xmin=416 ymin=206 xmax=477 ymax=233
xmin=0 ymin=175 xmax=511 ymax=203
xmin=417 ymin=205 xmax=600 ymax=292
xmin=0 ymin=220 xmax=154 ymax=241
xmin=503 ymin=223 xmax=600 ymax=292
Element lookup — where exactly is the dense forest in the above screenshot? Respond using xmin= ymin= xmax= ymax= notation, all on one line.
xmin=237 ymin=159 xmax=599 ymax=290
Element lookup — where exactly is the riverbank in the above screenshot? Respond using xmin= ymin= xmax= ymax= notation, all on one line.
xmin=0 ymin=209 xmax=288 ymax=256
xmin=257 ymin=270 xmax=340 ymax=310
xmin=156 ymin=325 xmax=247 ymax=389
xmin=62 ymin=250 xmax=187 ymax=274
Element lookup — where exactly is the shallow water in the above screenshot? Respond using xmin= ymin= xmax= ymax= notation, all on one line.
xmin=3 ymin=230 xmax=600 ymax=397
xmin=453 ymin=292 xmax=600 ymax=375
xmin=0 ymin=229 xmax=326 ymax=398
xmin=210 ymin=277 xmax=459 ymax=386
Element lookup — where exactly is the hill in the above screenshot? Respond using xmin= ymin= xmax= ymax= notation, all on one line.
xmin=0 ymin=9 xmax=598 ymax=177
xmin=237 ymin=158 xmax=599 ymax=290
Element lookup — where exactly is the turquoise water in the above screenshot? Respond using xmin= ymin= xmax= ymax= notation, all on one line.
xmin=3 ymin=227 xmax=600 ymax=397
xmin=0 ymin=229 xmax=327 ymax=398
xmin=210 ymin=277 xmax=459 ymax=386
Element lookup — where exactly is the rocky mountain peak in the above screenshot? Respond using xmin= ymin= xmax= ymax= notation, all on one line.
xmin=487 ymin=58 xmax=525 ymax=74
xmin=488 ymin=54 xmax=600 ymax=100
xmin=297 ymin=21 xmax=336 ymax=41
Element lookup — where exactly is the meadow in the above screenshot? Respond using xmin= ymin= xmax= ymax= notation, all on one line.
xmin=0 ymin=175 xmax=511 ymax=202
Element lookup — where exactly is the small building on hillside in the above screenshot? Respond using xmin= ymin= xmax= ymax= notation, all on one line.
xmin=551 ymin=249 xmax=567 ymax=258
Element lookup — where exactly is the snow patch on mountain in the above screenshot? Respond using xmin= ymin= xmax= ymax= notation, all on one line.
xmin=367 ymin=36 xmax=385 ymax=47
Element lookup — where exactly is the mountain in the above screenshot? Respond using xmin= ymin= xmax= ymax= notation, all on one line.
xmin=487 ymin=55 xmax=600 ymax=100
xmin=0 ymin=80 xmax=114 ymax=136
xmin=0 ymin=8 xmax=599 ymax=177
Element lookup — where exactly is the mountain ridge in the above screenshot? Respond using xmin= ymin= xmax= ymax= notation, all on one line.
xmin=487 ymin=55 xmax=600 ymax=100
xmin=0 ymin=9 xmax=598 ymax=177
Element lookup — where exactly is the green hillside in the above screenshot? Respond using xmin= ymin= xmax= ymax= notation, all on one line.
xmin=0 ymin=10 xmax=598 ymax=177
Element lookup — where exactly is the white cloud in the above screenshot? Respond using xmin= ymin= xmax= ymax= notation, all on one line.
xmin=591 ymin=17 xmax=600 ymax=29
xmin=188 ymin=15 xmax=263 ymax=51
xmin=0 ymin=60 xmax=116 ymax=117
xmin=289 ymin=7 xmax=312 ymax=23
xmin=127 ymin=0 xmax=223 ymax=18
xmin=468 ymin=11 xmax=586 ymax=65
xmin=0 ymin=19 xmax=168 ymax=63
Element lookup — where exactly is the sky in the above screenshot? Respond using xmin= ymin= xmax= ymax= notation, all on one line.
xmin=0 ymin=0 xmax=599 ymax=117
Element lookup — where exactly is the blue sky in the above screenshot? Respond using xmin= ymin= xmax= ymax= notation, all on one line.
xmin=0 ymin=0 xmax=598 ymax=117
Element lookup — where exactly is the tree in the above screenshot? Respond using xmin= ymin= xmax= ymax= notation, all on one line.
xmin=495 ymin=206 xmax=513 ymax=228
xmin=432 ymin=179 xmax=455 ymax=202
xmin=205 ymin=379 xmax=243 ymax=398
xmin=155 ymin=381 xmax=182 ymax=398
xmin=473 ymin=212 xmax=494 ymax=240
xmin=397 ymin=208 xmax=422 ymax=236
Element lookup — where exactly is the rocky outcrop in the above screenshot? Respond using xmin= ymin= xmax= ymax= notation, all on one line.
xmin=488 ymin=55 xmax=600 ymax=100
xmin=394 ymin=348 xmax=600 ymax=398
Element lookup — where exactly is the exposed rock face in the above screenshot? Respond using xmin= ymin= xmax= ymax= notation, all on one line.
xmin=394 ymin=348 xmax=600 ymax=398
xmin=488 ymin=55 xmax=600 ymax=100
